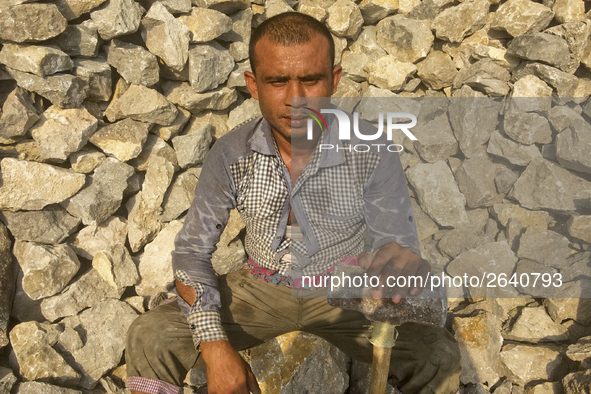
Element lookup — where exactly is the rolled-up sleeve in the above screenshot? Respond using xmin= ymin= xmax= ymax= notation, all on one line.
xmin=171 ymin=141 xmax=236 ymax=347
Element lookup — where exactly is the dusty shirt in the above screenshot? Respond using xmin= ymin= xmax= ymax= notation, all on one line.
xmin=171 ymin=114 xmax=420 ymax=347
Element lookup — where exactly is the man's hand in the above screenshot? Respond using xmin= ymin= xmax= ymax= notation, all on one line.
xmin=358 ymin=242 xmax=430 ymax=303
xmin=201 ymin=340 xmax=261 ymax=394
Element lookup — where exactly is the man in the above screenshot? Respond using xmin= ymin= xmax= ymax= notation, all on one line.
xmin=126 ymin=12 xmax=461 ymax=394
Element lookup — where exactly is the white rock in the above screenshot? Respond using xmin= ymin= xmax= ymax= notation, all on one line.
xmin=366 ymin=56 xmax=416 ymax=91
xmin=0 ymin=44 xmax=72 ymax=77
xmin=89 ymin=118 xmax=151 ymax=162
xmin=326 ymin=0 xmax=363 ymax=38
xmin=71 ymin=216 xmax=128 ymax=260
xmin=105 ymin=84 xmax=178 ymax=126
xmin=177 ymin=7 xmax=232 ymax=43
xmin=90 ymin=0 xmax=145 ymax=40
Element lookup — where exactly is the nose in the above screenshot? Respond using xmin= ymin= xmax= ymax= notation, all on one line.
xmin=286 ymin=81 xmax=306 ymax=108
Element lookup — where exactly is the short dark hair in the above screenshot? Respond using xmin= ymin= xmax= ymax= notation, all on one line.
xmin=249 ymin=12 xmax=335 ymax=74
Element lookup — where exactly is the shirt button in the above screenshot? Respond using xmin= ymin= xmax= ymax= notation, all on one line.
xmin=190 ymin=324 xmax=196 ymax=330
xmin=216 ymin=224 xmax=222 ymax=229
xmin=408 ymin=216 xmax=413 ymax=222
xmin=276 ymin=236 xmax=282 ymax=240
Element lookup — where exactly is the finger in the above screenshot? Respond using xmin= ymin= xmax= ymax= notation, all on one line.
xmin=373 ymin=262 xmax=401 ymax=300
xmin=357 ymin=252 xmax=373 ymax=270
xmin=409 ymin=259 xmax=431 ymax=296
xmin=365 ymin=245 xmax=399 ymax=278
xmin=247 ymin=371 xmax=261 ymax=394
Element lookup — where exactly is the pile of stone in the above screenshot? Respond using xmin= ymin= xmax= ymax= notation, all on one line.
xmin=0 ymin=0 xmax=590 ymax=392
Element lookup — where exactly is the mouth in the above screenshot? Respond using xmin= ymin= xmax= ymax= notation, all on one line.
xmin=284 ymin=116 xmax=308 ymax=128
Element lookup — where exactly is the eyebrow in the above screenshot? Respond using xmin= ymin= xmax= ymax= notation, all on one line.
xmin=263 ymin=73 xmax=328 ymax=82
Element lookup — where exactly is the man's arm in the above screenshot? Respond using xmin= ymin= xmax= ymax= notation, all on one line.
xmin=171 ymin=141 xmax=260 ymax=394
xmin=361 ymin=141 xmax=429 ymax=302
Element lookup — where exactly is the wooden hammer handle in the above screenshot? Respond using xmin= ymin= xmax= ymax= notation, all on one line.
xmin=368 ymin=345 xmax=392 ymax=394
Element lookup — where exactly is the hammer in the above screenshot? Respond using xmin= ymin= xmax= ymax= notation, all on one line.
xmin=328 ymin=263 xmax=447 ymax=394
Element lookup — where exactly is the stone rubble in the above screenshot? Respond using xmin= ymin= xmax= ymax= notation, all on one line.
xmin=1 ymin=0 xmax=591 ymax=393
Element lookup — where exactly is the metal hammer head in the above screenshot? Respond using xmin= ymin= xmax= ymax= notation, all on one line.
xmin=327 ymin=263 xmax=447 ymax=327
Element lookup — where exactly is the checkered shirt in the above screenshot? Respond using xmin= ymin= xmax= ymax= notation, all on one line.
xmin=172 ymin=115 xmax=420 ymax=348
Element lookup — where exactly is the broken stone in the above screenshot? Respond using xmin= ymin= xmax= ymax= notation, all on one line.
xmin=508 ymin=158 xmax=591 ymax=212
xmin=416 ymin=51 xmax=458 ymax=90
xmin=491 ymin=203 xmax=549 ymax=230
xmin=0 ymin=159 xmax=86 ymax=211
xmin=448 ymin=98 xmax=502 ymax=158
xmin=6 ymin=68 xmax=87 ymax=109
xmin=71 ymin=216 xmax=127 ymax=260
xmin=190 ymin=110 xmax=229 ymax=139
xmin=221 ymin=8 xmax=253 ymax=61
xmin=563 ymin=369 xmax=591 ymax=394
xmin=341 ymin=51 xmax=370 ymax=82
xmin=406 ymin=161 xmax=468 ymax=228
xmin=136 ymin=219 xmax=183 ymax=295
xmin=490 ymin=0 xmax=554 ymax=37
xmin=350 ymin=26 xmax=387 ymax=60
xmin=10 ymin=321 xmax=80 ymax=385
xmin=507 ymin=33 xmax=570 ymax=72
xmin=30 ymin=106 xmax=98 ymax=162
xmin=511 ymin=62 xmax=579 ymax=97
xmin=556 ymin=118 xmax=591 ymax=175
xmin=129 ymin=134 xmax=178 ymax=171
xmin=193 ymin=0 xmax=250 ymax=14
xmin=40 ymin=269 xmax=124 ymax=322
xmin=171 ymin=124 xmax=213 ymax=169
xmin=453 ymin=311 xmax=502 ymax=385
xmin=227 ymin=60 xmax=251 ymax=90
xmin=331 ymin=77 xmax=362 ymax=114
xmin=69 ymin=148 xmax=106 ymax=174
xmin=545 ymin=298 xmax=591 ymax=325
xmin=0 ymin=87 xmax=38 ymax=140
xmin=487 ymin=131 xmax=542 ymax=167
xmin=163 ymin=82 xmax=238 ymax=113
xmin=503 ymin=109 xmax=552 ymax=146
xmin=297 ymin=0 xmax=329 ymax=22
xmin=152 ymin=107 xmax=191 ymax=141
xmin=566 ymin=336 xmax=591 ymax=367
xmin=15 ymin=382 xmax=82 ymax=394
xmin=432 ymin=0 xmax=489 ymax=43
xmin=495 ymin=168 xmax=519 ymax=194
xmin=62 ymin=158 xmax=135 ymax=226
xmin=93 ymin=244 xmax=139 ymax=291
xmin=452 ymin=59 xmax=510 ymax=97
xmin=1 ymin=206 xmax=80 ymax=244
xmin=105 ymin=84 xmax=178 ymax=126
xmin=90 ymin=0 xmax=145 ymax=40
xmin=250 ymin=332 xmax=349 ymax=394
xmin=548 ymin=105 xmax=584 ymax=132
xmin=142 ymin=0 xmax=191 ymax=14
xmin=438 ymin=226 xmax=491 ymax=258
xmin=366 ymin=56 xmax=416 ymax=91
xmin=49 ymin=20 xmax=101 ymax=58
xmin=89 ymin=118 xmax=151 ymax=162
xmin=545 ymin=19 xmax=591 ymax=74
xmin=178 ymin=7 xmax=232 ymax=43
xmin=447 ymin=241 xmax=518 ymax=297
xmin=212 ymin=239 xmax=247 ymax=275
xmin=358 ymin=0 xmax=397 ymax=24
xmin=188 ymin=43 xmax=235 ymax=93
xmin=411 ymin=113 xmax=458 ymax=163
xmin=517 ymin=227 xmax=572 ymax=269
xmin=454 ymin=154 xmax=503 ymax=208
xmin=0 ymin=225 xmax=15 ymax=348
xmin=73 ymin=57 xmax=112 ymax=102
xmin=376 ymin=15 xmax=433 ymax=63
xmin=13 ymin=241 xmax=80 ymax=300
xmin=106 ymin=39 xmax=159 ymax=87
xmin=227 ymin=98 xmax=261 ymax=130
xmin=160 ymin=167 xmax=200 ymax=222
xmin=0 ymin=44 xmax=72 ymax=78
xmin=471 ymin=45 xmax=521 ymax=71
xmin=502 ymin=306 xmax=570 ymax=343
xmin=326 ymin=0 xmax=363 ymax=38
xmin=500 ymin=344 xmax=569 ymax=386
xmin=553 ymin=0 xmax=586 ymax=23
xmin=55 ymin=0 xmax=107 ymax=20
xmin=128 ymin=157 xmax=175 ymax=252
xmin=0 ymin=4 xmax=67 ymax=43
xmin=0 ymin=367 xmax=17 ymax=393
xmin=567 ymin=215 xmax=591 ymax=244
xmin=141 ymin=2 xmax=190 ymax=72
xmin=61 ymin=299 xmax=138 ymax=389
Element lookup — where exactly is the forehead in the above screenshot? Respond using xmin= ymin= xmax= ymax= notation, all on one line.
xmin=253 ymin=35 xmax=332 ymax=76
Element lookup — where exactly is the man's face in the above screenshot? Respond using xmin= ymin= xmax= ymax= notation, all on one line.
xmin=245 ymin=34 xmax=342 ymax=141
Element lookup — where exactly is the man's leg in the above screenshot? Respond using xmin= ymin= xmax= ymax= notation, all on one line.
xmin=300 ymin=297 xmax=461 ymax=394
xmin=126 ymin=269 xmax=300 ymax=394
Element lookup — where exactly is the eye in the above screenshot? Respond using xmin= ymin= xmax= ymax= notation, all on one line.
xmin=302 ymin=79 xmax=319 ymax=85
xmin=271 ymin=81 xmax=287 ymax=87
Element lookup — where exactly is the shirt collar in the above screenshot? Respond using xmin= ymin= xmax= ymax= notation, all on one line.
xmin=246 ymin=111 xmax=347 ymax=168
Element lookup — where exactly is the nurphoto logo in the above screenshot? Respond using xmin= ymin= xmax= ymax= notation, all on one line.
xmin=303 ymin=107 xmax=418 ymax=153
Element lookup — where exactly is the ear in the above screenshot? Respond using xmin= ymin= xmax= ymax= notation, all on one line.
xmin=244 ymin=71 xmax=259 ymax=100
xmin=331 ymin=65 xmax=342 ymax=95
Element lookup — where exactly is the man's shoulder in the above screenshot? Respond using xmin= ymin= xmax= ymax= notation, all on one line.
xmin=211 ymin=115 xmax=263 ymax=162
